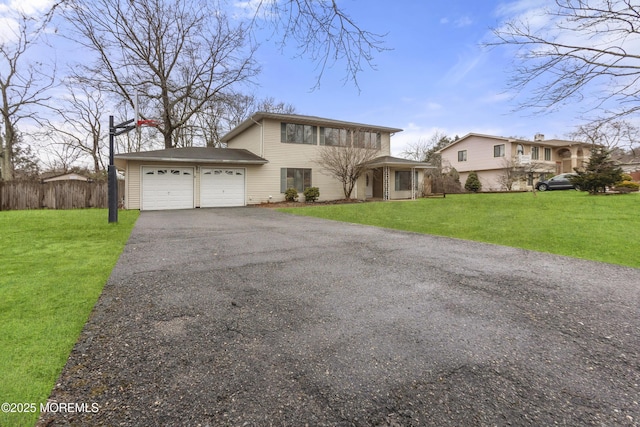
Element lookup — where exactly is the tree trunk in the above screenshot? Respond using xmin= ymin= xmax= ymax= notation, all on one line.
xmin=1 ymin=124 xmax=15 ymax=180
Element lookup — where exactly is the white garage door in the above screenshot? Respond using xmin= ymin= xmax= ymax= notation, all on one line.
xmin=141 ymin=167 xmax=194 ymax=210
xmin=200 ymin=168 xmax=245 ymax=207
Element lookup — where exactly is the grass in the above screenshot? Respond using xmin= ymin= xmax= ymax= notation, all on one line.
xmin=278 ymin=191 xmax=640 ymax=269
xmin=0 ymin=209 xmax=138 ymax=427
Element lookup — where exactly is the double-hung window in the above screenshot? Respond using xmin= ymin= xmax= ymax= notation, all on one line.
xmin=280 ymin=168 xmax=312 ymax=193
xmin=494 ymin=144 xmax=505 ymax=157
xmin=544 ymin=147 xmax=552 ymax=161
xmin=458 ymin=150 xmax=467 ymax=162
xmin=281 ymin=123 xmax=317 ymax=145
xmin=531 ymin=146 xmax=539 ymax=160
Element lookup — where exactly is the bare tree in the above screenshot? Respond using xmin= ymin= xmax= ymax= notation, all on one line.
xmin=316 ymin=142 xmax=379 ymax=199
xmin=188 ymin=93 xmax=297 ymax=148
xmin=569 ymin=120 xmax=639 ymax=151
xmin=0 ymin=5 xmax=59 ymax=180
xmin=402 ymin=131 xmax=453 ymax=163
xmin=252 ymin=0 xmax=388 ymax=89
xmin=64 ymin=0 xmax=260 ymax=149
xmin=490 ymin=0 xmax=640 ymax=124
xmin=43 ymin=76 xmax=108 ymax=172
xmin=41 ymin=140 xmax=83 ymax=174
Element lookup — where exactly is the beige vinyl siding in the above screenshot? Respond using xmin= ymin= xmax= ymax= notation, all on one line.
xmin=126 ymin=160 xmax=142 ymax=209
xmin=240 ymin=118 xmax=390 ymax=203
xmin=225 ymin=124 xmax=262 ymax=156
xmin=441 ymin=135 xmax=514 ymax=173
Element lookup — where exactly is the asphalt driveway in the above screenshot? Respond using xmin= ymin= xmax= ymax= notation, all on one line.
xmin=39 ymin=207 xmax=640 ymax=426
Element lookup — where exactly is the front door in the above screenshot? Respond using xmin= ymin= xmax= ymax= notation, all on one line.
xmin=365 ymin=171 xmax=373 ymax=198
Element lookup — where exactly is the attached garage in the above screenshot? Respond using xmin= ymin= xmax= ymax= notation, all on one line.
xmin=115 ymin=147 xmax=267 ymax=211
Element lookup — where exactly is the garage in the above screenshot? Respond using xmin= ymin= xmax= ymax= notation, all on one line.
xmin=200 ymin=168 xmax=245 ymax=207
xmin=141 ymin=166 xmax=194 ymax=210
xmin=114 ymin=147 xmax=267 ymax=211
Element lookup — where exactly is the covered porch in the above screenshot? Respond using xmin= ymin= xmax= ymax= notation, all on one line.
xmin=359 ymin=156 xmax=435 ymax=201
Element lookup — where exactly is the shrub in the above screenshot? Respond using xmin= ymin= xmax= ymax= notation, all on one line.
xmin=614 ymin=181 xmax=639 ymax=193
xmin=284 ymin=188 xmax=299 ymax=202
xmin=464 ymin=171 xmax=482 ymax=193
xmin=303 ymin=186 xmax=320 ymax=202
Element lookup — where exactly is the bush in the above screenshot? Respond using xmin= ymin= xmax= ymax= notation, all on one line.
xmin=284 ymin=188 xmax=299 ymax=202
xmin=614 ymin=181 xmax=640 ymax=193
xmin=303 ymin=186 xmax=320 ymax=202
xmin=464 ymin=171 xmax=482 ymax=193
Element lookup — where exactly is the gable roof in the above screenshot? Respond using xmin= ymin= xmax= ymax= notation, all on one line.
xmin=114 ymin=147 xmax=268 ymax=169
xmin=437 ymin=132 xmax=590 ymax=153
xmin=221 ymin=112 xmax=403 ymax=142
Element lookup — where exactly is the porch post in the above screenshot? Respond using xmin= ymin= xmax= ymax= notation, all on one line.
xmin=383 ymin=166 xmax=389 ymax=201
xmin=411 ymin=167 xmax=416 ymax=200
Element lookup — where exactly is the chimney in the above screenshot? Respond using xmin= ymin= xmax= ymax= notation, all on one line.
xmin=534 ymin=133 xmax=545 ymax=142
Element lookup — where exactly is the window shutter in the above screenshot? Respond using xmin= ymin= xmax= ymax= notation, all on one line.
xmin=280 ymin=168 xmax=287 ymax=193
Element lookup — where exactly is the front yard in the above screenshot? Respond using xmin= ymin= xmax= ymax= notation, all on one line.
xmin=0 ymin=209 xmax=138 ymax=427
xmin=279 ymin=191 xmax=640 ymax=269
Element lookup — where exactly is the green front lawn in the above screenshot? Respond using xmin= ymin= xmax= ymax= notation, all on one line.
xmin=0 ymin=209 xmax=138 ymax=427
xmin=279 ymin=191 xmax=640 ymax=268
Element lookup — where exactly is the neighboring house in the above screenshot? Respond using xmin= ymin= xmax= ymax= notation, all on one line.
xmin=115 ymin=112 xmax=432 ymax=210
xmin=41 ymin=172 xmax=92 ymax=183
xmin=438 ymin=133 xmax=592 ymax=191
xmin=620 ymin=160 xmax=640 ymax=181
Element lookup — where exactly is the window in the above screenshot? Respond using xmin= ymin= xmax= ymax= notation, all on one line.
xmin=494 ymin=144 xmax=505 ymax=157
xmin=320 ymin=127 xmax=350 ymax=146
xmin=458 ymin=150 xmax=467 ymax=162
xmin=281 ymin=123 xmax=317 ymax=144
xmin=544 ymin=147 xmax=552 ymax=161
xmin=355 ymin=131 xmax=381 ymax=149
xmin=395 ymin=170 xmax=418 ymax=191
xmin=280 ymin=168 xmax=312 ymax=193
xmin=531 ymin=146 xmax=539 ymax=160
xmin=516 ymin=144 xmax=524 ymax=155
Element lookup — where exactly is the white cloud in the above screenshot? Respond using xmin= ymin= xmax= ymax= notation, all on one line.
xmin=0 ymin=0 xmax=55 ymax=43
xmin=454 ymin=16 xmax=473 ymax=28
xmin=440 ymin=15 xmax=473 ymax=28
xmin=0 ymin=0 xmax=54 ymax=16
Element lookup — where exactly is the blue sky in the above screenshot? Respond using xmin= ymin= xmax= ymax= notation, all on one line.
xmin=248 ymin=0 xmax=585 ymax=155
xmin=1 ymin=0 xmax=589 ymax=159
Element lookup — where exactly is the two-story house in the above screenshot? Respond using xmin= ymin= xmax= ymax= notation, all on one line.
xmin=115 ymin=113 xmax=432 ymax=210
xmin=438 ymin=133 xmax=592 ymax=191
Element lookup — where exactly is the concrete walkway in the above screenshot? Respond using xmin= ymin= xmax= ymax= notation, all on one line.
xmin=39 ymin=208 xmax=640 ymax=426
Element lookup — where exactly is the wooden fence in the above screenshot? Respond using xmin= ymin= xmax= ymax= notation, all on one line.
xmin=0 ymin=180 xmax=125 ymax=211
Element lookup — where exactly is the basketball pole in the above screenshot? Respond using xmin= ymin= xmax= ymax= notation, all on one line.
xmin=108 ymin=115 xmax=136 ymax=223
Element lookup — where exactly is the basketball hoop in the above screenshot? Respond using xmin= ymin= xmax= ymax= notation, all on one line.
xmin=136 ymin=119 xmax=159 ymax=127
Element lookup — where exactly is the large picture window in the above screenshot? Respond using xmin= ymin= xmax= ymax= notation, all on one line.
xmin=494 ymin=144 xmax=505 ymax=157
xmin=320 ymin=127 xmax=350 ymax=146
xmin=280 ymin=168 xmax=312 ymax=193
xmin=281 ymin=123 xmax=317 ymax=145
xmin=395 ymin=170 xmax=418 ymax=191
